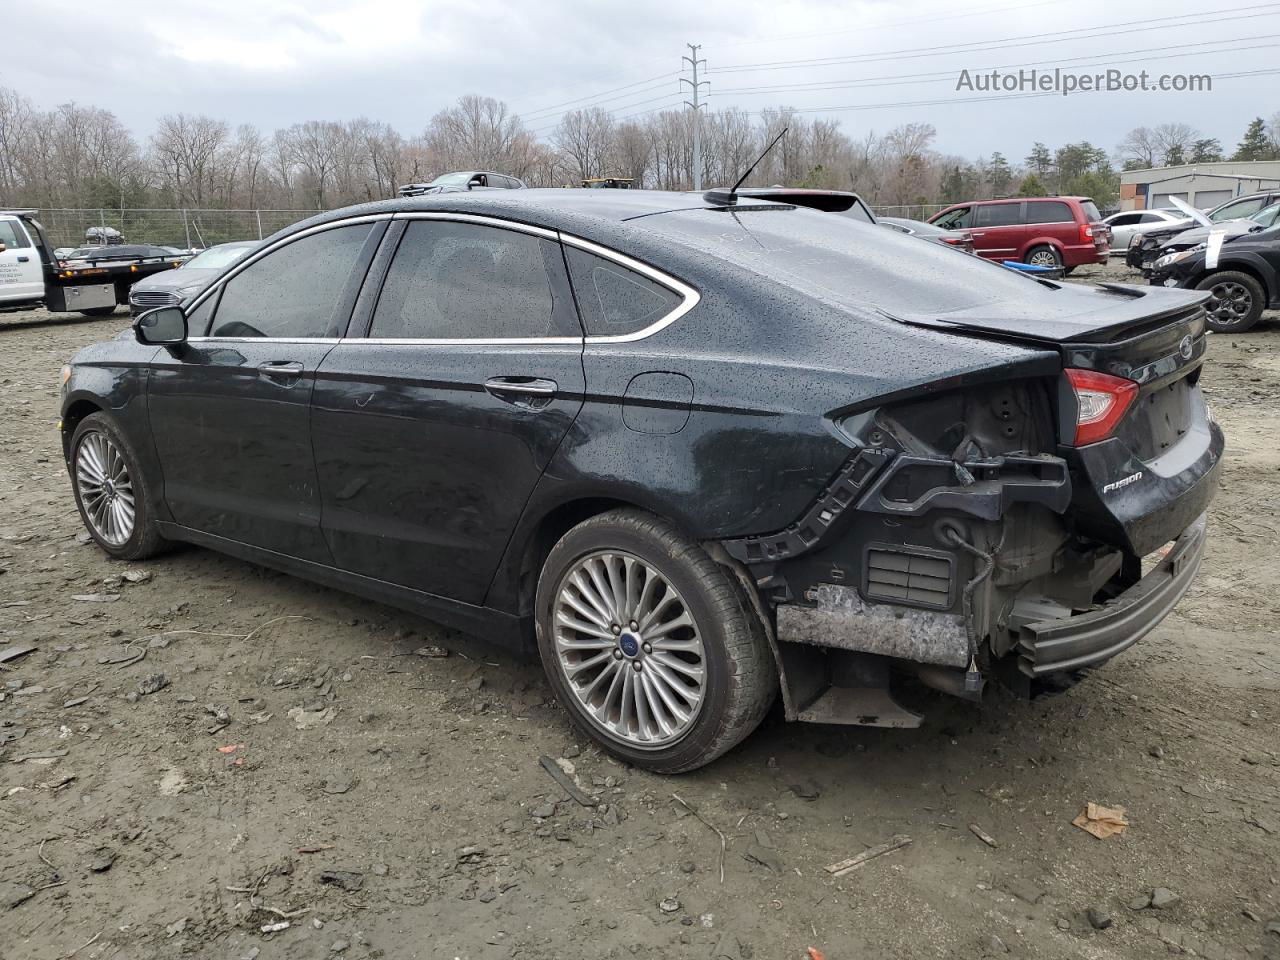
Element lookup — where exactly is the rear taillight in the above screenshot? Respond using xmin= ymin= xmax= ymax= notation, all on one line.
xmin=1065 ymin=368 xmax=1137 ymax=446
xmin=1079 ymin=223 xmax=1094 ymax=242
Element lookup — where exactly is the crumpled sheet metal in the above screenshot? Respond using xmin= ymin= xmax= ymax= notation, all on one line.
xmin=776 ymin=582 xmax=969 ymax=667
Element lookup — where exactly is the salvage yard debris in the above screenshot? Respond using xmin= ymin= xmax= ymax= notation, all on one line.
xmin=1072 ymin=802 xmax=1129 ymax=839
xmin=967 ymin=824 xmax=999 ymax=848
xmin=825 ymin=835 xmax=912 ymax=876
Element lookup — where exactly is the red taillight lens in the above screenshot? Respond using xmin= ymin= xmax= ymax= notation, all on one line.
xmin=1065 ymin=368 xmax=1137 ymax=446
xmin=1079 ymin=223 xmax=1093 ymax=242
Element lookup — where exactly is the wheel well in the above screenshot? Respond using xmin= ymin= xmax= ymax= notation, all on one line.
xmin=514 ymin=497 xmax=638 ymax=616
xmin=1189 ymin=264 xmax=1270 ymax=298
xmin=60 ymin=399 xmax=103 ymax=458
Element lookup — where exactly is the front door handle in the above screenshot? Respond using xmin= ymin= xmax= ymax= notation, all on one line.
xmin=257 ymin=360 xmax=304 ymax=382
xmin=17 ymin=255 xmax=30 ymax=262
xmin=484 ymin=377 xmax=558 ymax=408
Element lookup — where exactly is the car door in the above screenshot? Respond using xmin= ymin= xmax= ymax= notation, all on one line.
xmin=146 ymin=218 xmax=385 ymax=562
xmin=970 ymin=202 xmax=1024 ymax=261
xmin=0 ymin=218 xmax=45 ymax=304
xmin=310 ymin=215 xmax=586 ymax=605
xmin=1105 ymin=213 xmax=1143 ymax=250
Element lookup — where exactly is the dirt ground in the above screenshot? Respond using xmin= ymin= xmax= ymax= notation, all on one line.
xmin=2 ymin=260 xmax=1278 ymax=960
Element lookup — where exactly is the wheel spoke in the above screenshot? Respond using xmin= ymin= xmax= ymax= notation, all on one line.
xmin=568 ymin=571 xmax=613 ymax=628
xmin=584 ymin=558 xmax=618 ymax=622
xmin=75 ymin=431 xmax=135 ymax=546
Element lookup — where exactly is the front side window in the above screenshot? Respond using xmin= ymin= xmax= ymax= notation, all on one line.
xmin=1211 ymin=197 xmax=1265 ymax=222
xmin=1109 ymin=214 xmax=1142 ymax=226
xmin=933 ymin=207 xmax=971 ymax=229
xmin=370 ymin=220 xmax=574 ymax=340
xmin=208 ymin=223 xmax=373 ymax=338
xmin=0 ymin=220 xmax=31 ymax=248
xmin=1024 ymin=201 xmax=1073 ymax=224
xmin=565 ymin=247 xmax=684 ymax=337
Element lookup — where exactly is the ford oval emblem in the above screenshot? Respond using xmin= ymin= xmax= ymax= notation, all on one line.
xmin=1179 ymin=335 xmax=1194 ymax=361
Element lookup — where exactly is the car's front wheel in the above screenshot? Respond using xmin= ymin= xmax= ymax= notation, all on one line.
xmin=70 ymin=413 xmax=168 ymax=560
xmin=1196 ymin=271 xmax=1265 ymax=333
xmin=536 ymin=509 xmax=776 ymax=774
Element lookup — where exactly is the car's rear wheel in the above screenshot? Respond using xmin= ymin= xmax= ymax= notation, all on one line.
xmin=70 ymin=413 xmax=168 ymax=560
xmin=535 ymin=509 xmax=776 ymax=774
xmin=1024 ymin=245 xmax=1062 ymax=269
xmin=1196 ymin=271 xmax=1265 ymax=333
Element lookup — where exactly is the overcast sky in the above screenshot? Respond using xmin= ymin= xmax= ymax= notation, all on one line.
xmin=4 ymin=0 xmax=1276 ymax=160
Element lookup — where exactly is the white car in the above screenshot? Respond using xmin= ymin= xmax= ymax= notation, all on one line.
xmin=0 ymin=213 xmax=45 ymax=308
xmin=1101 ymin=209 xmax=1192 ymax=253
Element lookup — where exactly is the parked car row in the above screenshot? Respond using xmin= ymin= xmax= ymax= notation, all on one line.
xmin=928 ymin=196 xmax=1110 ymax=271
xmin=62 ymin=185 xmax=1221 ymax=772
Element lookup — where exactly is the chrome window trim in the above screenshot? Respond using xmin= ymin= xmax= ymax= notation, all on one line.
xmin=558 ymin=234 xmax=700 ymax=344
xmin=391 ymin=210 xmax=558 ymax=240
xmin=183 ymin=213 xmax=390 ymax=315
xmin=181 ymin=211 xmax=701 ymax=347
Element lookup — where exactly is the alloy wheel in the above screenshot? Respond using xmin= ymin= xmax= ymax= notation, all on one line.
xmin=1204 ymin=281 xmax=1253 ymax=326
xmin=551 ymin=551 xmax=707 ymax=749
xmin=1027 ymin=249 xmax=1059 ymax=267
xmin=76 ymin=431 xmax=135 ymax=546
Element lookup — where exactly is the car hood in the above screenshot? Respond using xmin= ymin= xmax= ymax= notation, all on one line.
xmin=129 ymin=267 xmax=221 ymax=294
xmin=1160 ymin=220 xmax=1258 ymax=249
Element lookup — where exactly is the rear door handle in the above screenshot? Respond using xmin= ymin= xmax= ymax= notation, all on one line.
xmin=484 ymin=377 xmax=558 ymax=407
xmin=257 ymin=360 xmax=304 ymax=382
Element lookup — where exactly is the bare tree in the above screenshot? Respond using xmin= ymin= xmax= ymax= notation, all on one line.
xmin=552 ymin=107 xmax=615 ymax=182
xmin=1117 ymin=126 xmax=1159 ymax=168
xmin=150 ymin=113 xmax=230 ymax=206
xmin=1152 ymin=123 xmax=1198 ymax=166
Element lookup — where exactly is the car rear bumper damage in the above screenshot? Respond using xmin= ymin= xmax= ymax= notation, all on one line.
xmin=1015 ymin=513 xmax=1206 ymax=676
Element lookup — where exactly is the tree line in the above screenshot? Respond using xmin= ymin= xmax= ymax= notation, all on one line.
xmin=3 ymin=85 xmax=1279 ymax=215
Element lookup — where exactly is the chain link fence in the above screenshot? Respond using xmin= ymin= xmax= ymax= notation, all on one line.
xmin=869 ymin=203 xmax=950 ymax=221
xmin=34 ymin=209 xmax=320 ymax=251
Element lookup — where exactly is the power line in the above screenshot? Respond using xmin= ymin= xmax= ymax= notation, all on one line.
xmin=711 ymin=34 xmax=1280 ymax=97
xmin=707 ymin=3 xmax=1280 ymax=74
xmin=529 ymin=91 xmax=691 ymax=136
xmin=737 ymin=66 xmax=1280 ymax=116
xmin=517 ymin=70 xmax=679 ymax=121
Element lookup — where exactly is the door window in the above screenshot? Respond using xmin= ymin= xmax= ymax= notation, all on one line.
xmin=1108 ymin=214 xmax=1142 ymax=226
xmin=975 ymin=203 xmax=1023 ymax=227
xmin=1210 ymin=196 xmax=1266 ymax=221
xmin=1024 ymin=201 xmax=1073 ymax=224
xmin=369 ymin=220 xmax=576 ymax=339
xmin=0 ymin=220 xmax=32 ymax=248
xmin=206 ymin=224 xmax=373 ymax=338
xmin=933 ymin=207 xmax=971 ymax=229
xmin=565 ymin=247 xmax=685 ymax=337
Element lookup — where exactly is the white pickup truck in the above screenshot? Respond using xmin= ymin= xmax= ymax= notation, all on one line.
xmin=0 ymin=212 xmax=45 ymax=308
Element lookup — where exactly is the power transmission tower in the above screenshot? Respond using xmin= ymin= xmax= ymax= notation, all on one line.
xmin=681 ymin=43 xmax=709 ymax=191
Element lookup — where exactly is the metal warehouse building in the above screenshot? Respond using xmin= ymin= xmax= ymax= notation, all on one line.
xmin=1120 ymin=160 xmax=1280 ymax=211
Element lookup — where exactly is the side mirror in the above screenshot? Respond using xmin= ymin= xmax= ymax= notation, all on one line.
xmin=0 ymin=242 xmax=6 ymax=253
xmin=134 ymin=306 xmax=187 ymax=346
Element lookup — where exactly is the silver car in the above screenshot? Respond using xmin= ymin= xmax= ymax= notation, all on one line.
xmin=1101 ymin=209 xmax=1190 ymax=252
xmin=128 ymin=240 xmax=258 ymax=314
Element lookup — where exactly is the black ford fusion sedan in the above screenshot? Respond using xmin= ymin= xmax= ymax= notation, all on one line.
xmin=60 ymin=189 xmax=1222 ymax=773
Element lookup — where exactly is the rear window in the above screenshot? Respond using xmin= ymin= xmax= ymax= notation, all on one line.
xmin=1025 ymin=201 xmax=1074 ymax=224
xmin=0 ymin=220 xmax=31 ymax=249
xmin=637 ymin=207 xmax=1058 ymax=318
xmin=1080 ymin=200 xmax=1102 ymax=222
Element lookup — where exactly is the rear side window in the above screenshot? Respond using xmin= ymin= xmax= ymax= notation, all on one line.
xmin=1025 ymin=201 xmax=1074 ymax=224
xmin=975 ymin=203 xmax=1022 ymax=227
xmin=565 ymin=247 xmax=684 ymax=337
xmin=1109 ymin=214 xmax=1142 ymax=226
xmin=0 ymin=220 xmax=31 ymax=248
xmin=208 ymin=223 xmax=373 ymax=338
xmin=370 ymin=220 xmax=575 ymax=340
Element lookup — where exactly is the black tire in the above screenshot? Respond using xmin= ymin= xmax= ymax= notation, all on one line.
xmin=1024 ymin=245 xmax=1062 ymax=269
xmin=535 ymin=509 xmax=776 ymax=774
xmin=79 ymin=306 xmax=117 ymax=317
xmin=69 ymin=413 xmax=168 ymax=560
xmin=1195 ymin=271 xmax=1266 ymax=333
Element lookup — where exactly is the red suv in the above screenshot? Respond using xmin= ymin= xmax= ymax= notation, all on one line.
xmin=929 ymin=197 xmax=1109 ymax=271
